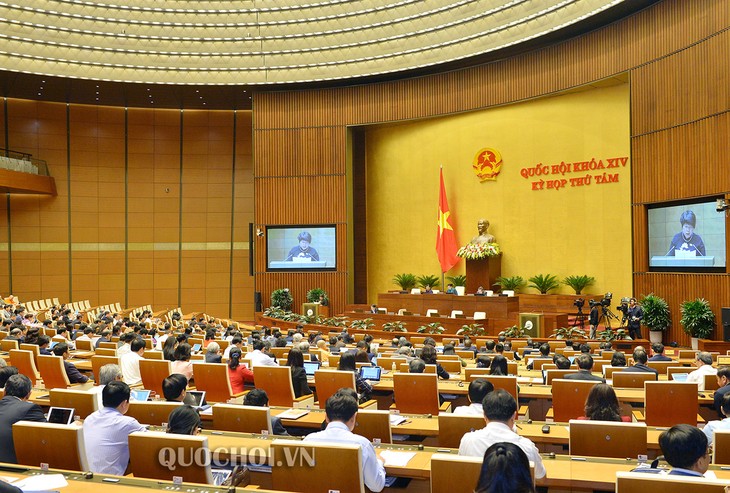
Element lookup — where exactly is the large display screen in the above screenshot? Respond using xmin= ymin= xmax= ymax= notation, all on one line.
xmin=266 ymin=225 xmax=336 ymax=271
xmin=648 ymin=199 xmax=726 ymax=271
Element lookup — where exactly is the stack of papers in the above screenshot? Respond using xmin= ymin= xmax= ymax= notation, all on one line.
xmin=12 ymin=474 xmax=68 ymax=492
xmin=278 ymin=408 xmax=310 ymax=420
xmin=389 ymin=415 xmax=407 ymax=426
xmin=379 ymin=450 xmax=416 ymax=467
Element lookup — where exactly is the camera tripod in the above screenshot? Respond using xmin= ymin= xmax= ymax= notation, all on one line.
xmin=599 ymin=304 xmax=621 ymax=329
xmin=573 ymin=305 xmax=587 ymax=330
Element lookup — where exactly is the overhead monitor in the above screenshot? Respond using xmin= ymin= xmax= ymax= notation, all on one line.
xmin=266 ymin=225 xmax=336 ymax=271
xmin=648 ymin=197 xmax=726 ymax=272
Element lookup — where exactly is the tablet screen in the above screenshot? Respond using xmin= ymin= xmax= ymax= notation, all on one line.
xmin=48 ymin=407 xmax=74 ymax=425
xmin=360 ymin=366 xmax=382 ymax=382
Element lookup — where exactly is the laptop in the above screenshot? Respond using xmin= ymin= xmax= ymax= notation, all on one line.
xmin=49 ymin=341 xmax=60 ymax=350
xmin=211 ymin=469 xmax=232 ymax=486
xmin=303 ymin=361 xmax=321 ymax=377
xmin=188 ymin=390 xmax=211 ymax=411
xmin=359 ymin=366 xmax=382 ymax=382
xmin=192 ymin=343 xmax=202 ymax=353
xmin=47 ymin=407 xmax=75 ymax=425
xmin=130 ymin=389 xmax=151 ymax=402
xmin=672 ymin=373 xmax=689 ymax=382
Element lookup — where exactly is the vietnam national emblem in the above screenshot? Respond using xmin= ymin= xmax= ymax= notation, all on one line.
xmin=472 ymin=148 xmax=503 ymax=182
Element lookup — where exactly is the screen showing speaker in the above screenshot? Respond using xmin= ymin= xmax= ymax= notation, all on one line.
xmin=648 ymin=198 xmax=726 ymax=272
xmin=266 ymin=225 xmax=336 ymax=271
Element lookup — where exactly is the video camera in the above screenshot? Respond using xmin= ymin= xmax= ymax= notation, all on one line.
xmin=589 ymin=292 xmax=613 ymax=309
xmin=573 ymin=298 xmax=585 ymax=309
xmin=616 ymin=297 xmax=631 ymax=315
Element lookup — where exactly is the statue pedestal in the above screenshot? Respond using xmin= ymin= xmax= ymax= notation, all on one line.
xmin=465 ymin=256 xmax=502 ymax=294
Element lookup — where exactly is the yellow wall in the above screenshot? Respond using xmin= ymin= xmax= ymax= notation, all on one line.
xmin=366 ymin=82 xmax=632 ymax=301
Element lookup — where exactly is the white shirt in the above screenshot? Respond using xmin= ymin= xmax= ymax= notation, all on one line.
xmin=117 ymin=344 xmax=131 ymax=357
xmin=120 ymin=352 xmax=144 ymax=386
xmin=703 ymin=417 xmax=730 ymax=444
xmin=244 ymin=349 xmax=277 ymax=367
xmin=83 ymin=407 xmax=147 ymax=476
xmin=687 ymin=364 xmax=717 ymax=391
xmin=458 ymin=421 xmax=546 ymax=479
xmin=155 ymin=333 xmax=169 ymax=351
xmin=453 ymin=403 xmax=484 ymax=416
xmin=223 ymin=344 xmax=241 ymax=359
xmin=303 ymin=421 xmax=386 ymax=492
xmin=89 ymin=385 xmax=105 ymax=410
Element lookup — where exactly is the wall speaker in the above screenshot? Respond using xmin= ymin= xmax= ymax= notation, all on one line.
xmin=254 ymin=291 xmax=262 ymax=312
xmin=722 ymin=307 xmax=730 ymax=342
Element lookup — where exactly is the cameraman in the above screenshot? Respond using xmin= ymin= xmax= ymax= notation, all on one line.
xmin=588 ymin=301 xmax=599 ymax=339
xmin=626 ymin=298 xmax=643 ymax=340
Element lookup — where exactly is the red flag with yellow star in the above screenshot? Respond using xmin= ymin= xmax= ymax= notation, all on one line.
xmin=436 ymin=167 xmax=460 ymax=273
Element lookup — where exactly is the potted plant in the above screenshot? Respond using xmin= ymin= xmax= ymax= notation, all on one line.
xmin=392 ymin=273 xmax=417 ymax=293
xmin=263 ymin=306 xmax=287 ymax=319
xmin=382 ymin=321 xmax=408 ymax=332
xmin=502 ymin=325 xmax=527 ymax=338
xmin=528 ymin=274 xmax=560 ymax=294
xmin=446 ymin=274 xmax=466 ymax=287
xmin=493 ymin=276 xmax=525 ymax=293
xmin=321 ymin=316 xmax=348 ymax=327
xmin=456 ymin=323 xmax=485 ymax=337
xmin=416 ymin=274 xmax=440 ymax=290
xmin=598 ymin=327 xmax=628 ymax=341
xmin=350 ymin=318 xmax=375 ymax=330
xmin=680 ymin=298 xmax=715 ymax=350
xmin=306 ymin=288 xmax=328 ymax=304
xmin=417 ymin=322 xmax=445 ymax=334
xmin=640 ymin=293 xmax=671 ymax=344
xmin=562 ymin=275 xmax=595 ymax=295
xmin=270 ymin=288 xmax=293 ymax=311
xmin=550 ymin=326 xmax=586 ymax=339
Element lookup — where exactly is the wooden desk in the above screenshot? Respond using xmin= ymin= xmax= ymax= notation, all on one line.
xmin=377 ymin=293 xmax=520 ymax=319
xmin=199 ymin=431 xmax=730 ymax=491
xmin=0 ymin=463 xmax=282 ymax=492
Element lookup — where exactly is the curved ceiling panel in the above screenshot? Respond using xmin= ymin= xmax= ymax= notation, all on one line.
xmin=0 ymin=0 xmax=646 ymax=85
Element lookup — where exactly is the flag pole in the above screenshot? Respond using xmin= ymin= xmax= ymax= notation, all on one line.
xmin=440 ymin=164 xmax=444 ymax=290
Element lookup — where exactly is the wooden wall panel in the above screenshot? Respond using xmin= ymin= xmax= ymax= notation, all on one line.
xmin=631 ymin=113 xmax=730 ymax=204
xmin=253 ymin=0 xmax=730 ymax=335
xmin=634 ymin=273 xmax=730 ymax=347
xmin=2 ymin=103 xmax=255 ymax=318
xmin=631 ymin=30 xmax=730 ymax=137
xmin=232 ymin=111 xmax=254 ymax=319
xmin=0 ymin=97 xmax=6 ymax=295
xmin=253 ymin=127 xmax=345 ymax=177
xmin=254 ymin=0 xmax=729 ymax=130
xmin=255 ymin=176 xmax=347 ymax=225
xmin=256 ymin=271 xmax=349 ymax=318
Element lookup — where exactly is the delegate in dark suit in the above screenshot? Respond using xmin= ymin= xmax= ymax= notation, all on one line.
xmin=621 ymin=363 xmax=659 ymax=375
xmin=0 ymin=394 xmax=47 ymax=462
xmin=291 ymin=367 xmax=313 ymax=398
xmin=205 ymin=353 xmax=222 ymax=364
xmin=0 ymin=481 xmax=21 ymax=493
xmin=64 ymin=360 xmax=89 ymax=384
xmin=566 ymin=355 xmax=606 ymax=383
xmin=564 ymin=370 xmax=605 ymax=382
xmin=622 ymin=349 xmax=658 ymax=376
xmin=648 ymin=354 xmax=672 ymax=362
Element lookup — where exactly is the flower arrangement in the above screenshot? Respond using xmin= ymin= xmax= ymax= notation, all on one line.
xmin=456 ymin=242 xmax=501 ymax=260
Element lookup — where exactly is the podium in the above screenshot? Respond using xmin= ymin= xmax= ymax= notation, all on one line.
xmin=465 ymin=256 xmax=502 ymax=294
xmin=302 ymin=303 xmax=328 ymax=317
